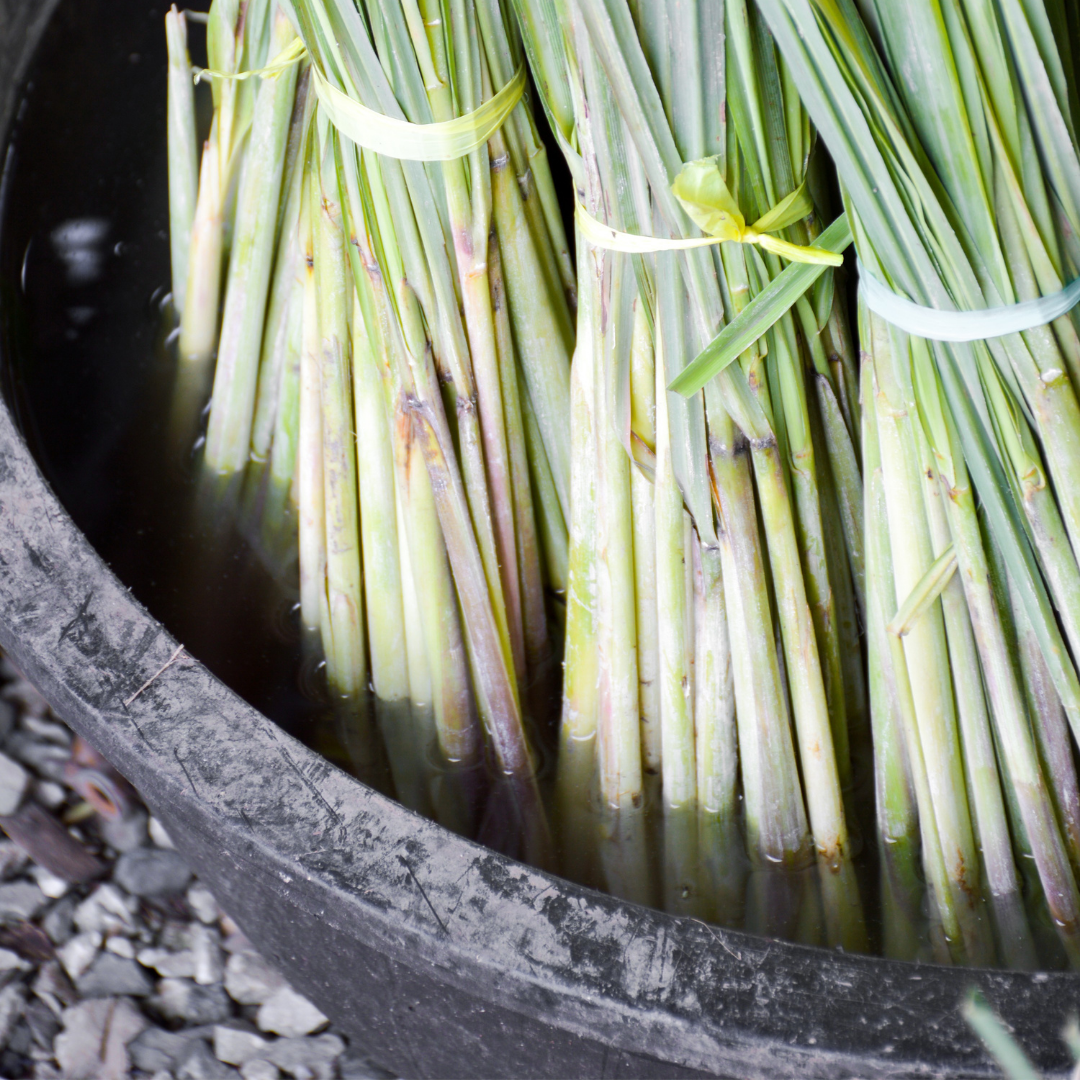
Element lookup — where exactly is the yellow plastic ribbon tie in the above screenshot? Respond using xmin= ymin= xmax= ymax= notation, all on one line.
xmin=578 ymin=156 xmax=842 ymax=267
xmin=309 ymin=61 xmax=527 ymax=162
xmin=194 ymin=36 xmax=307 ymax=84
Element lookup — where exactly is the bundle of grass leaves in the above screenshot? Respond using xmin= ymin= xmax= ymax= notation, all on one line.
xmin=165 ymin=0 xmax=1080 ymax=969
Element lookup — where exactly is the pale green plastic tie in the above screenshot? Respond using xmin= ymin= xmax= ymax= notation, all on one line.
xmin=860 ymin=260 xmax=1080 ymax=342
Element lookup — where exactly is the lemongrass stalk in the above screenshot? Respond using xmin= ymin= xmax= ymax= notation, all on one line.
xmin=297 ymin=155 xmax=325 ymax=633
xmin=475 ymin=0 xmax=577 ymax=311
xmin=769 ymin=309 xmax=852 ymax=790
xmin=917 ymin=350 xmax=1080 ymax=966
xmin=311 ymin=143 xmax=364 ymax=699
xmin=180 ymin=123 xmax=224 ymax=363
xmin=1010 ymin=576 xmax=1080 ymax=876
xmin=352 ymin=291 xmax=412 ymax=732
xmin=591 ymin=245 xmax=649 ymax=905
xmin=869 ymin=311 xmax=991 ymax=965
xmin=166 ymin=6 xmax=198 ymax=318
xmin=521 ymin=384 xmax=569 ymax=593
xmin=555 ymin=263 xmax=600 ymax=887
xmin=269 ymin=281 xmax=302 ymax=493
xmin=205 ymin=12 xmax=299 ymax=474
xmin=179 ymin=0 xmax=252 ymax=363
xmin=654 ymin=313 xmax=699 ymax=916
xmin=909 ymin=379 xmax=1035 ymax=969
xmin=489 ymin=235 xmax=550 ymax=684
xmin=708 ymin=403 xmax=808 ymax=863
xmin=337 ymin=142 xmax=480 ymax=775
xmin=692 ymin=532 xmax=742 ymax=927
xmin=491 ymin=141 xmax=573 ymax=522
xmin=629 ymin=301 xmax=661 ymax=775
xmin=808 ymin=392 xmax=868 ymax=785
xmin=252 ymin=71 xmax=313 ymax=461
xmin=862 ymin=353 xmax=925 ymax=961
xmin=356 ymin=287 xmax=436 ymax=816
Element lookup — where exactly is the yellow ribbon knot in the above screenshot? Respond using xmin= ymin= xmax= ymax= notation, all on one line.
xmin=576 ymin=155 xmax=842 ymax=267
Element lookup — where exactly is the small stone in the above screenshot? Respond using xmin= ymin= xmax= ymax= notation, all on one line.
xmin=74 ymin=883 xmax=138 ymax=937
xmin=5 ymin=733 xmax=67 ymax=782
xmin=224 ymin=950 xmax=285 ymax=1006
xmin=187 ymin=882 xmax=219 ymax=925
xmin=41 ymin=894 xmax=77 ymax=945
xmin=0 ymin=880 xmax=45 ymax=922
xmin=264 ymin=1033 xmax=346 ymax=1080
xmin=220 ymin=913 xmax=241 ymax=938
xmin=0 ymin=983 xmax=26 ymax=1050
xmin=57 ymin=930 xmax=101 ymax=981
xmin=76 ymin=952 xmax=154 ymax=998
xmin=0 ymin=842 xmax=28 ymax=881
xmin=24 ymin=997 xmax=59 ymax=1049
xmin=256 ymin=987 xmax=328 ymax=1038
xmin=129 ymin=1025 xmax=193 ymax=1072
xmin=7 ymin=1018 xmax=31 ymax=1055
xmin=192 ymin=923 xmax=224 ymax=985
xmin=31 ymin=961 xmax=77 ymax=1016
xmin=148 ymin=816 xmax=176 ymax=849
xmin=138 ymin=945 xmax=197 ymax=978
xmin=115 ymin=847 xmax=192 ymax=897
xmin=21 ymin=716 xmax=71 ymax=746
xmin=105 ymin=936 xmax=135 ymax=959
xmin=241 ymin=1060 xmax=281 ymax=1080
xmin=98 ymin=809 xmax=148 ymax=854
xmin=159 ymin=919 xmax=193 ymax=952
xmin=34 ymin=780 xmax=66 ymax=810
xmin=0 ymin=753 xmax=28 ymax=816
xmin=213 ymin=1023 xmax=267 ymax=1066
xmin=152 ymin=977 xmax=234 ymax=1025
xmin=29 ymin=865 xmax=69 ymax=899
xmin=2 ymin=679 xmax=47 ymax=717
xmin=55 ymin=997 xmax=148 ymax=1080
xmin=175 ymin=1036 xmax=241 ymax=1079
xmin=0 ymin=947 xmax=30 ymax=979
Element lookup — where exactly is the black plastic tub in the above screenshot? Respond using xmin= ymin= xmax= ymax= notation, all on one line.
xmin=0 ymin=1 xmax=1078 ymax=1076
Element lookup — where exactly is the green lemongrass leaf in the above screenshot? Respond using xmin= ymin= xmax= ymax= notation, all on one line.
xmin=887 ymin=544 xmax=957 ymax=638
xmin=962 ymin=991 xmax=1043 ymax=1080
xmin=669 ymin=212 xmax=852 ymax=396
xmin=752 ymin=178 xmax=814 ymax=233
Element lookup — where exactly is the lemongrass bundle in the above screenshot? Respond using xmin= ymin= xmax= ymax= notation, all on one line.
xmin=165 ymin=0 xmax=576 ymax=865
xmin=759 ymin=0 xmax=1080 ymax=967
xmin=514 ymin=0 xmax=868 ymax=947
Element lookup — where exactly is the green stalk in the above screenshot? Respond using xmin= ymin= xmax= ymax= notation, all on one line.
xmin=252 ymin=71 xmax=312 ymax=462
xmin=205 ymin=11 xmax=300 ymax=473
xmin=629 ymin=301 xmax=661 ymax=776
xmin=862 ymin=352 xmax=925 ymax=961
xmin=166 ymin=6 xmax=198 ymax=318
xmin=915 ymin=346 xmax=1080 ymax=966
xmin=297 ymin=154 xmax=326 ymax=635
xmin=1010 ymin=577 xmax=1080 ymax=877
xmin=654 ymin=313 xmax=699 ymax=916
xmin=909 ymin=366 xmax=1034 ymax=969
xmin=312 ymin=142 xmax=364 ymax=699
xmin=269 ymin=279 xmax=302 ymax=495
xmin=869 ymin=310 xmax=990 ymax=965
xmin=489 ymin=235 xmax=550 ymax=685
xmin=179 ymin=121 xmax=224 ymax=364
xmin=556 ymin=257 xmax=600 ymax=887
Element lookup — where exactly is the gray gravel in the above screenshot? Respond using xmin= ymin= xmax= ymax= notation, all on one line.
xmin=0 ymin=658 xmax=397 ymax=1079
